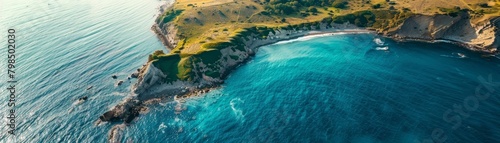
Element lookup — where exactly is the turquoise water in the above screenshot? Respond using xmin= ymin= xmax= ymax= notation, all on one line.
xmin=1 ymin=0 xmax=500 ymax=143
xmin=0 ymin=0 xmax=165 ymax=142
xmin=126 ymin=35 xmax=500 ymax=143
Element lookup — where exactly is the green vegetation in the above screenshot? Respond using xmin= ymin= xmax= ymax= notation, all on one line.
xmin=193 ymin=49 xmax=222 ymax=67
xmin=478 ymin=3 xmax=490 ymax=8
xmin=332 ymin=0 xmax=348 ymax=9
xmin=331 ymin=10 xmax=412 ymax=28
xmin=149 ymin=52 xmax=182 ymax=83
xmin=372 ymin=4 xmax=381 ymax=9
xmin=157 ymin=9 xmax=184 ymax=24
xmin=438 ymin=7 xmax=468 ymax=17
xmin=147 ymin=49 xmax=223 ymax=82
xmin=332 ymin=10 xmax=376 ymax=27
xmin=263 ymin=0 xmax=338 ymax=15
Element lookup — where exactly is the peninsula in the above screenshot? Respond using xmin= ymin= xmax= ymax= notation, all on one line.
xmin=100 ymin=0 xmax=500 ymax=140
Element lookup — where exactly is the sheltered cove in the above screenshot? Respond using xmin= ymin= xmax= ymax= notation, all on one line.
xmin=100 ymin=0 xmax=500 ymax=141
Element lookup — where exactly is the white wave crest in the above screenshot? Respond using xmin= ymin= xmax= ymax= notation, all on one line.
xmin=275 ymin=31 xmax=372 ymax=45
xmin=157 ymin=122 xmax=168 ymax=133
xmin=230 ymin=98 xmax=245 ymax=121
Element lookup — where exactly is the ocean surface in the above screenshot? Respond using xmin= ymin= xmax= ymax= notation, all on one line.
xmin=1 ymin=0 xmax=500 ymax=143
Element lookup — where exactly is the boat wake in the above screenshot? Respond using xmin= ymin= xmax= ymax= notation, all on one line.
xmin=456 ymin=53 xmax=467 ymax=58
xmin=440 ymin=53 xmax=467 ymax=59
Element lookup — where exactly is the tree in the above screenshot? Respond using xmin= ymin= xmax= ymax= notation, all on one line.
xmin=333 ymin=1 xmax=348 ymax=9
xmin=372 ymin=4 xmax=381 ymax=9
xmin=308 ymin=7 xmax=318 ymax=13
xmin=264 ymin=0 xmax=336 ymax=15
xmin=478 ymin=3 xmax=490 ymax=8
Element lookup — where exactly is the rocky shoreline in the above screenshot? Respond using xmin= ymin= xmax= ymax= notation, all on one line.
xmin=387 ymin=36 xmax=497 ymax=54
xmin=151 ymin=24 xmax=174 ymax=50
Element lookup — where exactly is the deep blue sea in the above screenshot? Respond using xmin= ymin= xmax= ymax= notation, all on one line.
xmin=1 ymin=0 xmax=500 ymax=143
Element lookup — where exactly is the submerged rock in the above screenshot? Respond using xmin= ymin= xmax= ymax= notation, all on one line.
xmin=79 ymin=96 xmax=88 ymax=101
xmin=116 ymin=80 xmax=124 ymax=86
xmin=130 ymin=72 xmax=139 ymax=78
xmin=108 ymin=124 xmax=125 ymax=143
xmin=100 ymin=110 xmax=121 ymax=122
xmin=124 ymin=107 xmax=140 ymax=124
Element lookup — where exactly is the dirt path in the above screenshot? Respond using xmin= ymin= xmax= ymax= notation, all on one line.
xmin=459 ymin=0 xmax=474 ymax=10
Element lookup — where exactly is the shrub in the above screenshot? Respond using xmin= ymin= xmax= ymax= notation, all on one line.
xmin=158 ymin=9 xmax=184 ymax=24
xmin=333 ymin=1 xmax=348 ymax=9
xmin=332 ymin=11 xmax=376 ymax=27
xmin=308 ymin=7 xmax=318 ymax=13
xmin=478 ymin=3 xmax=490 ymax=8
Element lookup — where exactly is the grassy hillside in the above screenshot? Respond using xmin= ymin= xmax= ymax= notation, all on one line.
xmin=150 ymin=0 xmax=499 ymax=83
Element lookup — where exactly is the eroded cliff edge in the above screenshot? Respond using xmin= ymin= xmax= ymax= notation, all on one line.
xmin=385 ymin=12 xmax=499 ymax=53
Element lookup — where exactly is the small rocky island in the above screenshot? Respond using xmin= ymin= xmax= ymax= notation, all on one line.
xmin=100 ymin=0 xmax=499 ymax=141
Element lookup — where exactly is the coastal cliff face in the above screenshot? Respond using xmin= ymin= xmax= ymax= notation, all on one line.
xmin=132 ymin=61 xmax=167 ymax=96
xmin=489 ymin=18 xmax=500 ymax=50
xmin=386 ymin=12 xmax=499 ymax=53
xmin=152 ymin=23 xmax=178 ymax=49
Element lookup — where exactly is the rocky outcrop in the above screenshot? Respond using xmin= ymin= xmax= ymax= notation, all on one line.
xmin=99 ymin=97 xmax=141 ymax=123
xmin=385 ymin=12 xmax=498 ymax=53
xmin=132 ymin=62 xmax=167 ymax=95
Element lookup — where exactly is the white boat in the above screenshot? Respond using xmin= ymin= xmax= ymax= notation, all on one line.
xmin=374 ymin=38 xmax=385 ymax=46
xmin=375 ymin=46 xmax=389 ymax=51
xmin=457 ymin=53 xmax=466 ymax=58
